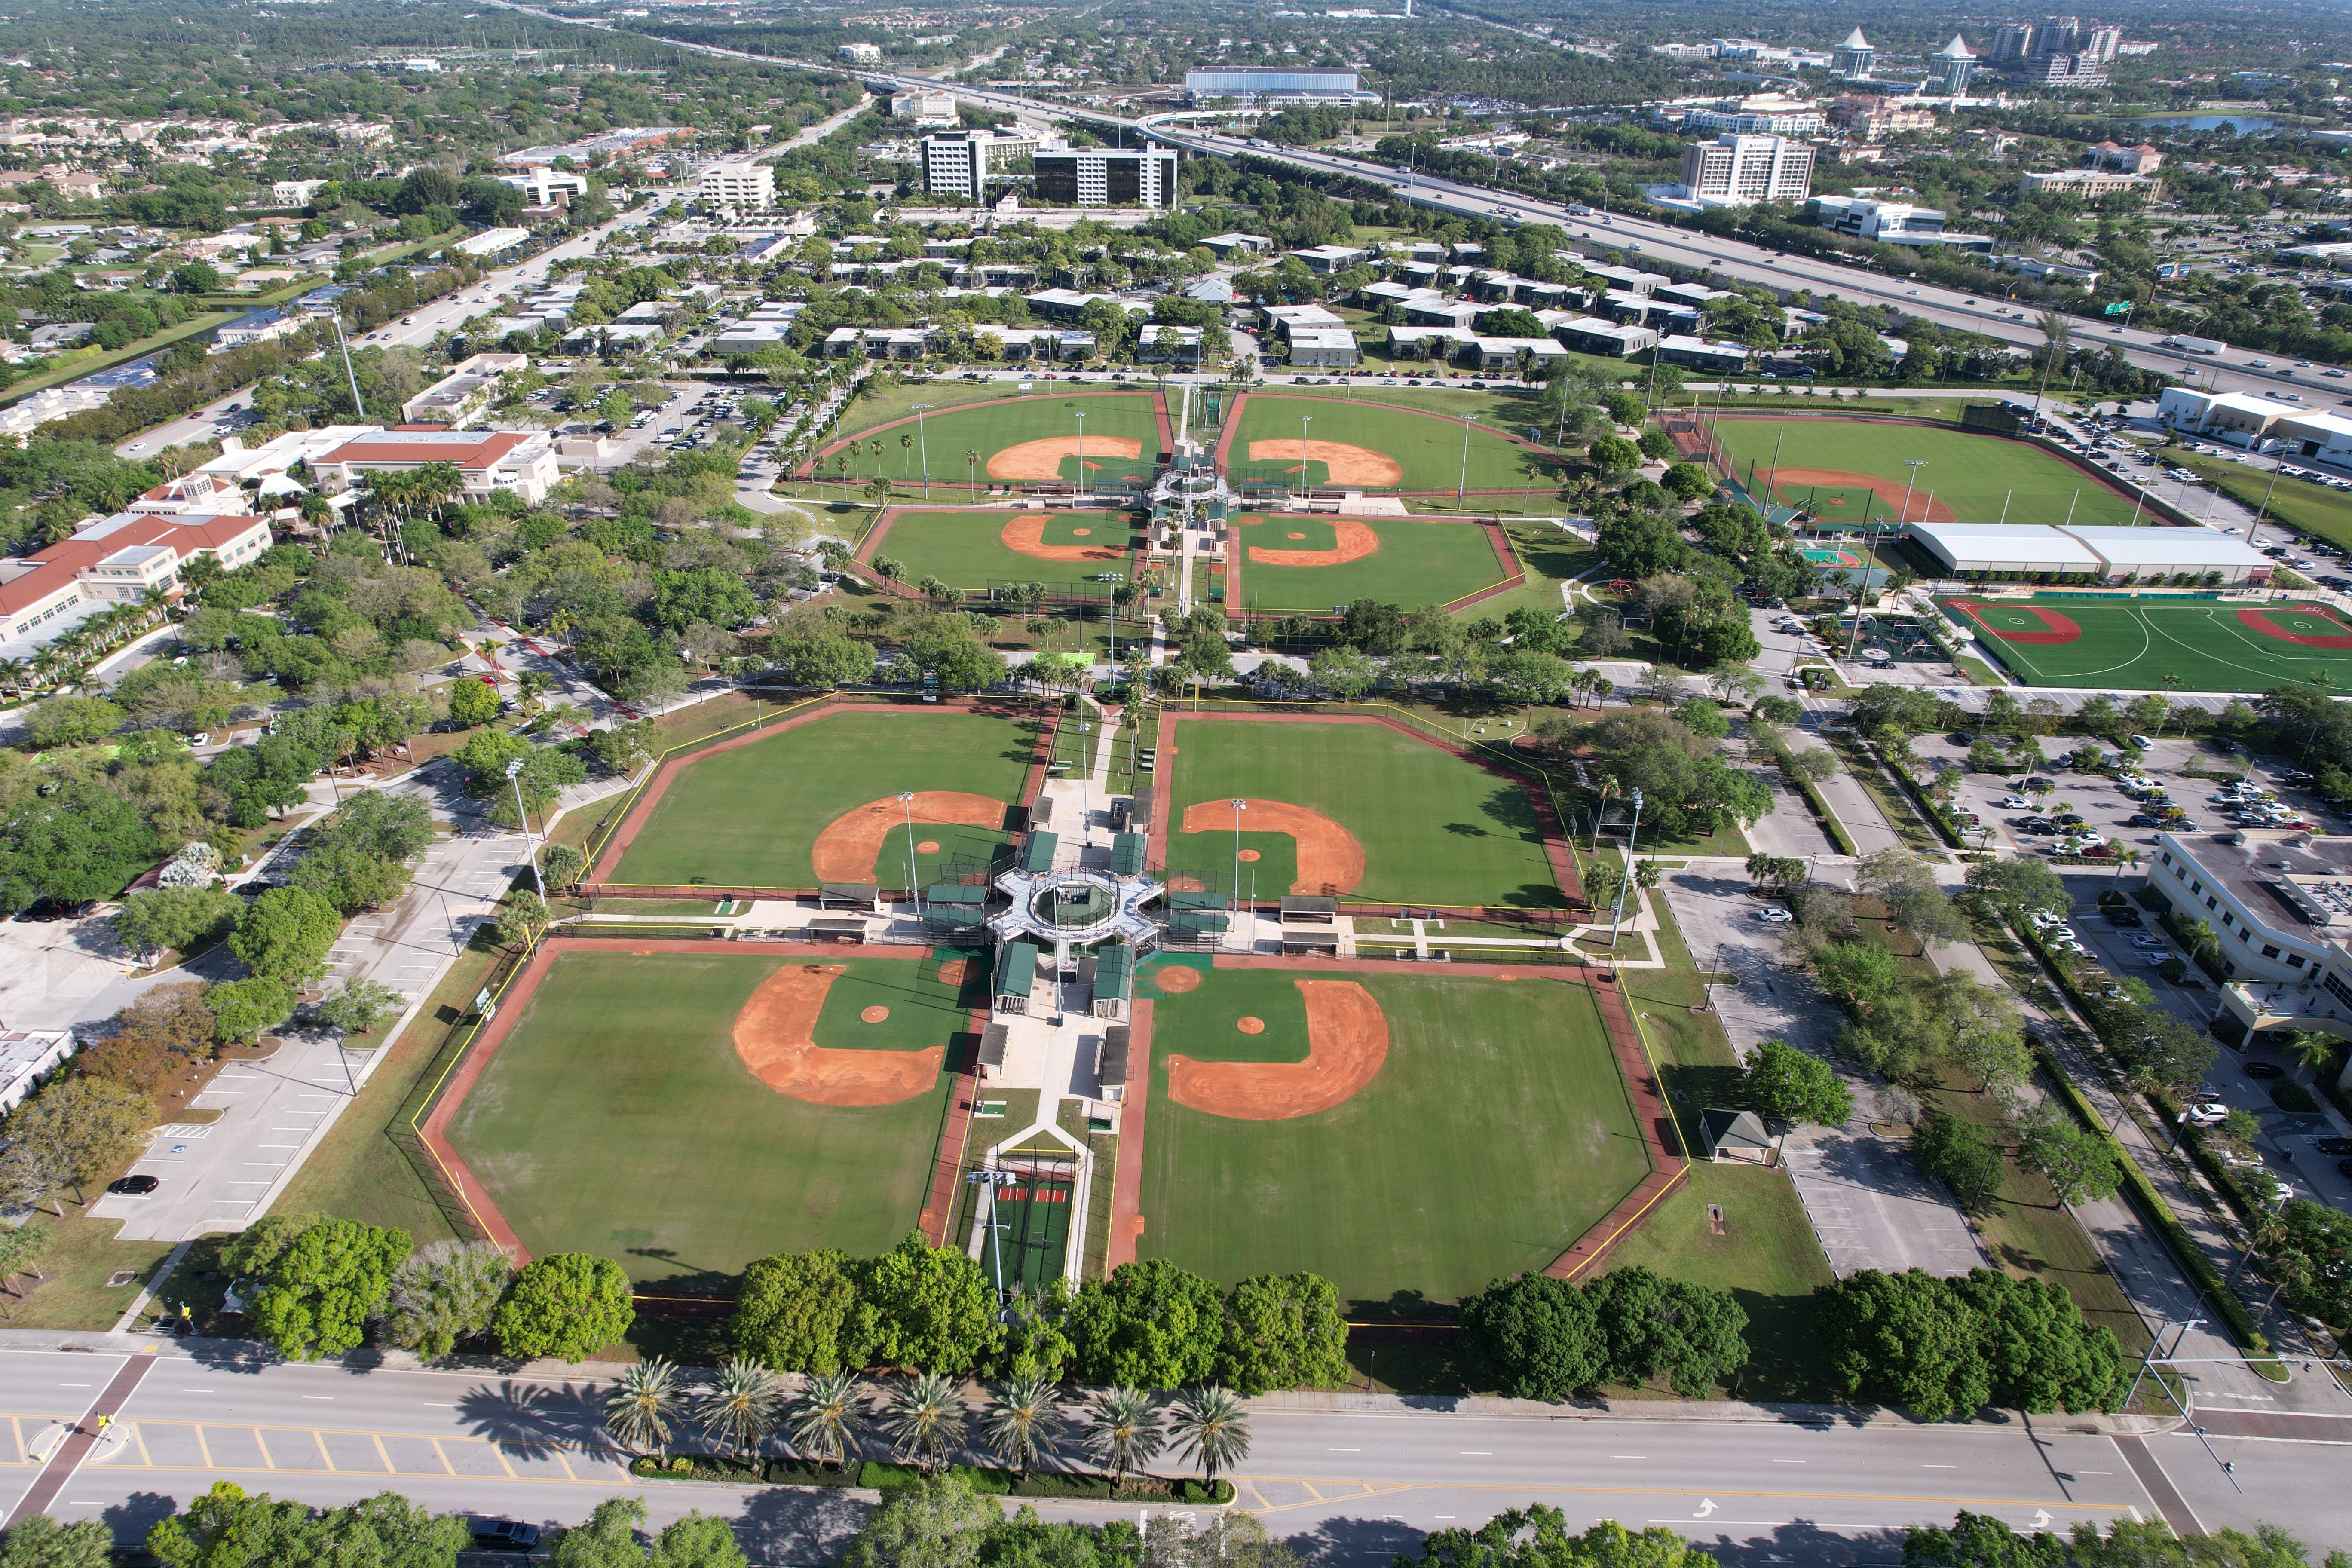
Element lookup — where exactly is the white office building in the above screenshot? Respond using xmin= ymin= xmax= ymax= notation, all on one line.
xmin=919 ymin=129 xmax=1042 ymax=201
xmin=697 ymin=162 xmax=776 ymax=210
xmin=1677 ymin=133 xmax=1816 ymax=205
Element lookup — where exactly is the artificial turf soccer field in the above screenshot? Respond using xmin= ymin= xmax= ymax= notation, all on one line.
xmin=607 ymin=710 xmax=1034 ymax=889
xmin=818 ymin=392 xmax=1164 ymax=490
xmin=1708 ymin=416 xmax=2141 ymax=527
xmin=1164 ymin=718 xmax=1564 ymax=907
xmin=1224 ymin=393 xmax=1557 ymax=493
xmin=445 ymin=950 xmax=979 ymax=1284
xmin=1938 ymin=594 xmax=2352 ymax=691
xmin=867 ymin=509 xmax=1140 ymax=593
xmin=1229 ymin=513 xmax=1515 ymax=612
xmin=1136 ymin=962 xmax=1648 ymax=1303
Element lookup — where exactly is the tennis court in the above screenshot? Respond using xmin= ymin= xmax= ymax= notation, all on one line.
xmin=1939 ymin=594 xmax=2352 ymax=690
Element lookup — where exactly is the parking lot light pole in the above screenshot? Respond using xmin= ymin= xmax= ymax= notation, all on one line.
xmin=505 ymin=759 xmax=545 ymax=900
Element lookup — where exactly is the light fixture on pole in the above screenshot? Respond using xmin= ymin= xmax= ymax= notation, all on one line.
xmin=1457 ymin=413 xmax=1477 ymax=504
xmin=965 ymin=1168 xmax=1018 ymax=1300
xmin=1607 ymin=787 xmax=1643 ymax=953
xmin=911 ymin=403 xmax=934 ymax=499
xmin=1074 ymin=410 xmax=1087 ymax=499
xmin=505 ymin=758 xmax=545 ymax=900
xmin=898 ymin=790 xmax=923 ymax=918
xmin=1230 ymin=798 xmax=1247 ymax=916
xmin=1299 ymin=413 xmax=1312 ymax=501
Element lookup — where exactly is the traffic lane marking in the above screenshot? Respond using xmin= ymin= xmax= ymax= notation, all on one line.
xmin=1226 ymin=1475 xmax=2144 ymax=1512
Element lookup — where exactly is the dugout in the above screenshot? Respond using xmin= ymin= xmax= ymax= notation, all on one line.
xmin=977 ymin=1023 xmax=1010 ymax=1080
xmin=1280 ymin=895 xmax=1338 ymax=925
xmin=923 ymin=881 xmax=992 ymax=935
xmin=1098 ymin=1024 xmax=1130 ymax=1101
xmin=1109 ymin=831 xmax=1148 ymax=877
xmin=995 ymin=941 xmax=1041 ymax=1014
xmin=1031 ymin=795 xmax=1056 ymax=829
xmin=818 ymin=882 xmax=883 ymax=914
xmin=1281 ymin=927 xmax=1342 ymax=957
xmin=1020 ymin=831 xmax=1060 ymax=873
xmin=1166 ymin=908 xmax=1230 ymax=949
xmin=1093 ymin=942 xmax=1135 ymax=1020
xmin=806 ymin=916 xmax=869 ymax=944
xmin=1118 ymin=788 xmax=1154 ymax=831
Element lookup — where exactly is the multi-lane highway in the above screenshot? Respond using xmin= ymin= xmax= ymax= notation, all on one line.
xmin=8 ymin=1338 xmax=2341 ymax=1561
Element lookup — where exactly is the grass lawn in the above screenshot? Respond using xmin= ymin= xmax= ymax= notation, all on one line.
xmin=1939 ymin=593 xmax=2352 ymax=692
xmin=1707 ymin=416 xmax=2140 ymax=528
xmin=1228 ymin=392 xmax=1559 ymax=493
xmin=1232 ymin=512 xmax=1513 ymax=613
xmin=447 ymin=950 xmax=977 ymax=1289
xmin=874 ymin=509 xmax=1141 ymax=593
xmin=0 ymin=1208 xmax=175 ymax=1333
xmin=821 ymin=392 xmax=1164 ymax=491
xmin=1166 ymin=717 xmax=1565 ymax=907
xmin=1138 ymin=963 xmax=1648 ymax=1305
xmin=609 ymin=708 xmax=1036 ymax=890
xmin=1457 ymin=521 xmax=1594 ymax=624
xmin=1609 ymin=886 xmax=1838 ymax=1399
xmin=2177 ymin=451 xmax=2352 ymax=555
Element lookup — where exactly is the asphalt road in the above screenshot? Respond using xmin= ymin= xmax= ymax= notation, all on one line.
xmin=0 ymin=1342 xmax=2249 ymax=1562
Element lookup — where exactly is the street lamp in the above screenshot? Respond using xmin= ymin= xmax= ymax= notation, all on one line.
xmin=899 ymin=790 xmax=923 ymax=918
xmin=1230 ymin=798 xmax=1247 ymax=916
xmin=1457 ymin=412 xmax=1478 ymax=505
xmin=505 ymin=758 xmax=545 ymax=900
xmin=911 ymin=402 xmax=934 ymax=499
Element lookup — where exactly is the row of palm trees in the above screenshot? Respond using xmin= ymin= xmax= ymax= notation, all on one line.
xmin=606 ymin=1362 xmax=1252 ymax=1487
xmin=0 ymin=585 xmax=177 ymax=702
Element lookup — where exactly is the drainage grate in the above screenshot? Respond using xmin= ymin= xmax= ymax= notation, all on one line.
xmin=105 ymin=1270 xmax=140 ymax=1289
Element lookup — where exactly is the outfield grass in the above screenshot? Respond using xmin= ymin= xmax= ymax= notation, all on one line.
xmin=610 ymin=709 xmax=1035 ymax=889
xmin=1939 ymin=593 xmax=2352 ymax=692
xmin=1707 ymin=416 xmax=2141 ymax=528
xmin=1137 ymin=963 xmax=1647 ymax=1304
xmin=1166 ymin=718 xmax=1565 ymax=907
xmin=447 ymin=950 xmax=978 ymax=1287
xmin=1229 ymin=393 xmax=1558 ymax=493
xmin=1232 ymin=513 xmax=1513 ymax=613
xmin=823 ymin=392 xmax=1163 ymax=489
xmin=875 ymin=509 xmax=1140 ymax=593
xmin=835 ymin=378 xmax=1065 ymax=439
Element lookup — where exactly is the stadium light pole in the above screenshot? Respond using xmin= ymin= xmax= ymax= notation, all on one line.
xmin=899 ymin=790 xmax=923 ymax=919
xmin=1074 ymin=410 xmax=1087 ymax=499
xmin=1457 ymin=412 xmax=1478 ymax=505
xmin=911 ymin=403 xmax=934 ymax=499
xmin=1607 ymin=788 xmax=1643 ymax=954
xmin=1230 ymin=797 xmax=1247 ymax=917
xmin=505 ymin=758 xmax=545 ymax=900
xmin=1299 ymin=413 xmax=1312 ymax=501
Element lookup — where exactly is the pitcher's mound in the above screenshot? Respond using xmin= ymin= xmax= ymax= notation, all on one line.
xmin=1236 ymin=1016 xmax=1265 ymax=1035
xmin=936 ymin=958 xmax=975 ymax=987
xmin=861 ymin=1005 xmax=891 ymax=1023
xmin=1155 ymin=966 xmax=1203 ymax=994
xmin=1168 ymin=980 xmax=1388 ymax=1120
xmin=1237 ymin=849 xmax=1261 ymax=862
xmin=916 ymin=840 xmax=940 ymax=854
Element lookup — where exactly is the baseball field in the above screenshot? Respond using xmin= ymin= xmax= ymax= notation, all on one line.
xmin=1938 ymin=594 xmax=2352 ymax=691
xmin=1706 ymin=416 xmax=2141 ymax=527
xmin=1224 ymin=393 xmax=1557 ymax=493
xmin=1136 ymin=961 xmax=1648 ymax=1302
xmin=603 ymin=708 xmax=1035 ymax=890
xmin=444 ymin=949 xmax=981 ymax=1284
xmin=1162 ymin=717 xmax=1565 ymax=907
xmin=814 ymin=392 xmax=1165 ymax=491
xmin=864 ymin=508 xmax=1140 ymax=594
xmin=1229 ymin=513 xmax=1516 ymax=613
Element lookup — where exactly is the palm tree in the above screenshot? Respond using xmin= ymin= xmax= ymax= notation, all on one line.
xmin=881 ymin=1371 xmax=962 ymax=1475
xmin=0 ymin=658 xmax=27 ymax=698
xmin=1167 ymin=1384 xmax=1250 ymax=1485
xmin=982 ymin=1375 xmax=1065 ymax=1479
xmin=1082 ymin=1385 xmax=1162 ymax=1487
xmin=786 ymin=1371 xmax=865 ymax=1472
xmin=2282 ymin=1028 xmax=2340 ymax=1082
xmin=605 ymin=1357 xmax=683 ymax=1460
xmin=900 ymin=430 xmax=915 ymax=480
xmin=698 ymin=1358 xmax=783 ymax=1462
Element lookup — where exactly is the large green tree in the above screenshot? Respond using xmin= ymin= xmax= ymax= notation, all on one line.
xmin=252 ymin=1219 xmax=412 ymax=1361
xmin=1218 ymin=1272 xmax=1351 ymax=1395
xmin=496 ymin=1251 xmax=635 ymax=1362
xmin=856 ymin=1232 xmax=1001 ymax=1374
xmin=729 ymin=1247 xmax=863 ymax=1375
xmin=1066 ymin=1257 xmax=1226 ymax=1389
xmin=1459 ymin=1271 xmax=1604 ymax=1401
xmin=228 ymin=885 xmax=343 ymax=983
xmin=1743 ymin=1039 xmax=1852 ymax=1127
xmin=1581 ymin=1266 xmax=1748 ymax=1397
xmin=1817 ymin=1268 xmax=1991 ymax=1421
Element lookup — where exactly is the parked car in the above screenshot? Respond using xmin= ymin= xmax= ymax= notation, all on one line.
xmin=1752 ymin=906 xmax=1795 ymax=923
xmin=106 ymin=1175 xmax=159 ymax=1196
xmin=2244 ymin=1061 xmax=2287 ymax=1078
xmin=2185 ymin=1101 xmax=2231 ymax=1126
xmin=471 ymin=1521 xmax=542 ymax=1552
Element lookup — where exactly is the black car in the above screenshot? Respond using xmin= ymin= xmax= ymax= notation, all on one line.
xmin=2106 ymin=909 xmax=2143 ymax=926
xmin=2245 ymin=1062 xmax=2287 ymax=1078
xmin=2055 ymin=812 xmax=2087 ymax=827
xmin=2023 ymin=819 xmax=2058 ymax=835
xmin=2023 ymin=777 xmax=2053 ymax=791
xmin=106 ymin=1175 xmax=159 ymax=1196
xmin=472 ymin=1520 xmax=542 ymax=1552
xmin=2316 ymin=1136 xmax=2352 ymax=1156
xmin=1948 ymin=733 xmax=1973 ymax=747
xmin=2127 ymin=813 xmax=2159 ymax=827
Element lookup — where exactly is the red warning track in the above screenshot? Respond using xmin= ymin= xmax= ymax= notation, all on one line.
xmin=1948 ymin=600 xmax=2084 ymax=645
xmin=2238 ymin=607 xmax=2352 ymax=648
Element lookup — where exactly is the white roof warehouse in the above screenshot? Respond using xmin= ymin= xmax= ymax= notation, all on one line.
xmin=1908 ymin=520 xmax=2275 ymax=585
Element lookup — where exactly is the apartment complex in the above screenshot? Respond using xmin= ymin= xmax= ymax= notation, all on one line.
xmin=1678 ymin=133 xmax=1815 ymax=205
